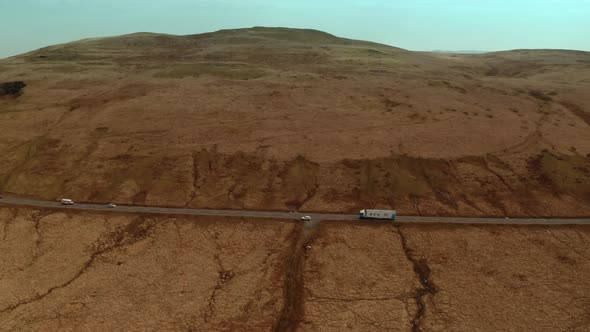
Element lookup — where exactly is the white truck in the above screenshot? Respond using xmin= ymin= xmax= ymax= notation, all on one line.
xmin=359 ymin=209 xmax=396 ymax=220
xmin=60 ymin=199 xmax=74 ymax=205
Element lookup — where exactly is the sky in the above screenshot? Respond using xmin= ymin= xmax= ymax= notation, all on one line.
xmin=1 ymin=0 xmax=589 ymax=58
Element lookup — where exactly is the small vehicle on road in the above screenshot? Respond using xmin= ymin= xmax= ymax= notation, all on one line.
xmin=301 ymin=216 xmax=312 ymax=221
xmin=60 ymin=199 xmax=74 ymax=205
xmin=107 ymin=203 xmax=117 ymax=208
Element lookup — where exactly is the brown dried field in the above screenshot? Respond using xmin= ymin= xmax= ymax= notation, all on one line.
xmin=1 ymin=27 xmax=589 ymax=217
xmin=1 ymin=208 xmax=588 ymax=331
xmin=305 ymin=221 xmax=590 ymax=331
xmin=0 ymin=207 xmax=296 ymax=331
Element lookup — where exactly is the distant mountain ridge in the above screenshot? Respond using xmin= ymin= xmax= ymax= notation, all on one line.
xmin=432 ymin=50 xmax=489 ymax=54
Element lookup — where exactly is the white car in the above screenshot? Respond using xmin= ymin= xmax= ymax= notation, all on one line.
xmin=301 ymin=216 xmax=312 ymax=221
xmin=60 ymin=199 xmax=74 ymax=205
xmin=107 ymin=203 xmax=117 ymax=208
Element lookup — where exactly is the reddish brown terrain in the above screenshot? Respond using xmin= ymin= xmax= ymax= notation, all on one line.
xmin=1 ymin=27 xmax=589 ymax=216
xmin=1 ymin=208 xmax=588 ymax=331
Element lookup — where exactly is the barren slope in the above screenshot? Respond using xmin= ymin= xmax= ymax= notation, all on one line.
xmin=1 ymin=27 xmax=589 ymax=216
xmin=303 ymin=221 xmax=590 ymax=331
xmin=2 ymin=208 xmax=588 ymax=331
xmin=0 ymin=207 xmax=295 ymax=331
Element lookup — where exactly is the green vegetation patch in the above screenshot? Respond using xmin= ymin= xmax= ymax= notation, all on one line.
xmin=153 ymin=63 xmax=267 ymax=80
xmin=25 ymin=51 xmax=104 ymax=63
xmin=249 ymin=27 xmax=347 ymax=45
xmin=31 ymin=65 xmax=88 ymax=73
xmin=530 ymin=151 xmax=590 ymax=195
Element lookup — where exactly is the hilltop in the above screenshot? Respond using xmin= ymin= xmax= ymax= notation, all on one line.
xmin=1 ymin=27 xmax=589 ymax=216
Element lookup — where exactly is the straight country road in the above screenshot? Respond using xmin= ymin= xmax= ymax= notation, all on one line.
xmin=1 ymin=196 xmax=589 ymax=225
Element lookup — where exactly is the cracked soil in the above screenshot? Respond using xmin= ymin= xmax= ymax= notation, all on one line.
xmin=1 ymin=208 xmax=589 ymax=331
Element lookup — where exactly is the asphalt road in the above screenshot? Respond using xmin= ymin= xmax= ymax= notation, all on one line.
xmin=1 ymin=196 xmax=590 ymax=225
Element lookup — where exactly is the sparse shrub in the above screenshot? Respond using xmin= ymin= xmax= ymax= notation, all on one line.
xmin=0 ymin=81 xmax=26 ymax=96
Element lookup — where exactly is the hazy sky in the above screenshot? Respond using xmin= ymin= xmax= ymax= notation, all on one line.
xmin=1 ymin=0 xmax=589 ymax=58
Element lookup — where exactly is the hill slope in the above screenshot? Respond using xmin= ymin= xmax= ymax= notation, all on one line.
xmin=1 ymin=27 xmax=589 ymax=216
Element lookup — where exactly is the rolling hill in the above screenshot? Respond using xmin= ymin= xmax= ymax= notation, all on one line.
xmin=1 ymin=27 xmax=589 ymax=216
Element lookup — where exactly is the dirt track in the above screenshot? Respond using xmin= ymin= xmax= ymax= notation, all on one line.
xmin=273 ymin=220 xmax=320 ymax=332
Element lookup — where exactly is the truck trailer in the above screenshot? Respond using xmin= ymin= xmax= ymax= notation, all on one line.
xmin=359 ymin=209 xmax=396 ymax=220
